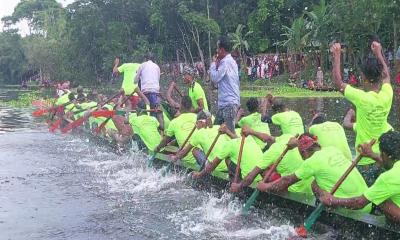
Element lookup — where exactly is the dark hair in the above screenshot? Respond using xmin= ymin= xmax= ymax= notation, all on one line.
xmin=379 ymin=131 xmax=400 ymax=160
xmin=311 ymin=114 xmax=326 ymax=125
xmin=181 ymin=96 xmax=192 ymax=111
xmin=68 ymin=93 xmax=75 ymax=101
xmin=146 ymin=52 xmax=154 ymax=61
xmin=271 ymin=99 xmax=285 ymax=113
xmin=217 ymin=36 xmax=231 ymax=52
xmin=246 ymin=97 xmax=259 ymax=113
xmin=360 ymin=57 xmax=382 ymax=83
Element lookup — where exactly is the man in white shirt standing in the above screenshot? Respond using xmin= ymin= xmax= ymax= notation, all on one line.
xmin=135 ymin=53 xmax=164 ymax=129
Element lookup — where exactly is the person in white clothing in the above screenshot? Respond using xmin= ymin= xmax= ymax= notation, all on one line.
xmin=135 ymin=53 xmax=164 ymax=129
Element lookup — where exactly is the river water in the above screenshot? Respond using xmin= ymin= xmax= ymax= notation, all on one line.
xmin=0 ymin=87 xmax=398 ymax=240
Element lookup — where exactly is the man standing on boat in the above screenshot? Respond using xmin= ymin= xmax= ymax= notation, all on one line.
xmin=135 ymin=53 xmax=164 ymax=130
xmin=210 ymin=36 xmax=240 ymax=132
xmin=331 ymin=40 xmax=392 ymax=186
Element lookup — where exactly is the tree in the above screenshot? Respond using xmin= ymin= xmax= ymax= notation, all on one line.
xmin=228 ymin=24 xmax=252 ymax=63
xmin=0 ymin=31 xmax=27 ymax=84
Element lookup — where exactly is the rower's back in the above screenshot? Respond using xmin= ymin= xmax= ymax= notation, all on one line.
xmin=271 ymin=110 xmax=304 ymax=136
xmin=129 ymin=113 xmax=161 ymax=151
xmin=295 ymin=146 xmax=371 ymax=212
xmin=309 ymin=119 xmax=352 ymax=161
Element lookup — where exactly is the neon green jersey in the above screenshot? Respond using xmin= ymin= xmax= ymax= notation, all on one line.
xmin=55 ymin=90 xmax=71 ymax=106
xmin=344 ymin=83 xmax=393 ymax=165
xmin=188 ymin=81 xmax=208 ymax=111
xmin=309 ymin=121 xmax=352 ymax=161
xmin=258 ymin=134 xmax=312 ymax=194
xmin=118 ymin=63 xmax=140 ymax=95
xmin=238 ymin=112 xmax=270 ymax=149
xmin=190 ymin=125 xmax=229 ymax=172
xmin=129 ymin=113 xmax=161 ymax=151
xmin=75 ymin=101 xmax=97 ymax=119
xmin=165 ymin=113 xmax=198 ymax=169
xmin=271 ymin=111 xmax=304 ymax=135
xmin=295 ymin=147 xmax=371 ymax=212
xmin=216 ymin=136 xmax=263 ymax=180
xmin=364 ymin=161 xmax=400 ymax=207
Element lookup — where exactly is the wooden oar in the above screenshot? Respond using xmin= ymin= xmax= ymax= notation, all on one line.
xmin=91 ymin=109 xmax=161 ymax=118
xmin=242 ymin=145 xmax=291 ymax=214
xmin=60 ymin=91 xmax=121 ymax=134
xmin=48 ymin=105 xmax=98 ymax=132
xmin=233 ymin=136 xmax=246 ymax=184
xmin=32 ymin=101 xmax=71 ymax=117
xmin=295 ymin=139 xmax=376 ymax=238
xmin=93 ymin=94 xmax=133 ymax=135
xmin=161 ymin=124 xmax=197 ymax=176
xmin=206 ymin=132 xmax=222 ymax=158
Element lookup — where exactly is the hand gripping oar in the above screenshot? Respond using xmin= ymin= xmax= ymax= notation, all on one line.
xmin=233 ymin=136 xmax=246 ymax=184
xmin=161 ymin=125 xmax=197 ymax=176
xmin=61 ymin=92 xmax=121 ymax=133
xmin=295 ymin=139 xmax=376 ymax=238
xmin=242 ymin=144 xmax=291 ymax=214
xmin=93 ymin=94 xmax=133 ymax=135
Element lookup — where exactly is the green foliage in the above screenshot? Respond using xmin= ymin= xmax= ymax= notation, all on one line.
xmin=1 ymin=91 xmax=42 ymax=108
xmin=241 ymin=85 xmax=342 ymax=98
xmin=0 ymin=31 xmax=27 ymax=84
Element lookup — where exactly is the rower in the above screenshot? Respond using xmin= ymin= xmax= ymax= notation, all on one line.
xmin=171 ymin=111 xmax=229 ymax=172
xmin=257 ymin=134 xmax=371 ymax=213
xmin=229 ymin=126 xmax=313 ymax=194
xmin=316 ymin=131 xmax=400 ymax=222
xmin=270 ymin=99 xmax=304 ymax=135
xmin=128 ymin=105 xmax=162 ymax=151
xmin=192 ymin=128 xmax=264 ymax=190
xmin=182 ymin=66 xmax=209 ymax=113
xmin=154 ymin=96 xmax=199 ymax=170
xmin=308 ymin=113 xmax=352 ymax=161
xmin=113 ymin=57 xmax=149 ymax=111
xmin=331 ymin=41 xmax=393 ymax=186
xmin=236 ymin=97 xmax=271 ymax=150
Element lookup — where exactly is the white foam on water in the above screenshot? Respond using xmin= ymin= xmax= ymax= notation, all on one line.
xmin=167 ymin=192 xmax=295 ymax=239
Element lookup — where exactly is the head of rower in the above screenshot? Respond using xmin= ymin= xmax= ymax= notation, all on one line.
xmin=360 ymin=56 xmax=382 ymax=91
xmin=271 ymin=99 xmax=287 ymax=114
xmin=196 ymin=110 xmax=212 ymax=129
xmin=378 ymin=131 xmax=400 ymax=170
xmin=293 ymin=133 xmax=320 ymax=160
xmin=179 ymin=95 xmax=193 ymax=113
xmin=183 ymin=66 xmax=195 ymax=86
xmin=310 ymin=113 xmax=326 ymax=126
xmin=246 ymin=97 xmax=259 ymax=114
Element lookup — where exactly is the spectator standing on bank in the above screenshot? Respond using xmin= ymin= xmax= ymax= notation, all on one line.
xmin=210 ymin=36 xmax=240 ymax=132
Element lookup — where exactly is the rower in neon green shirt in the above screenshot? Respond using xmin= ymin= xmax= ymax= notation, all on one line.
xmin=257 ymin=134 xmax=371 ymax=213
xmin=309 ymin=114 xmax=352 ymax=161
xmin=258 ymin=134 xmax=312 ymax=194
xmin=113 ymin=60 xmax=140 ymax=95
xmin=55 ymin=90 xmax=71 ymax=106
xmin=271 ymin=99 xmax=304 ymax=135
xmin=330 ymin=41 xmax=393 ymax=185
xmin=238 ymin=98 xmax=271 ymax=149
xmin=179 ymin=66 xmax=209 ymax=113
xmin=129 ymin=110 xmax=161 ymax=151
xmin=315 ymin=131 xmax=400 ymax=221
xmin=172 ymin=111 xmax=229 ymax=173
xmin=155 ymin=96 xmax=199 ymax=170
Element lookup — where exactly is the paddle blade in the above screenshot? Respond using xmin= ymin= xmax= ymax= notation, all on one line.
xmin=93 ymin=121 xmax=107 ymax=135
xmin=32 ymin=108 xmax=48 ymax=117
xmin=242 ymin=190 xmax=260 ymax=214
xmin=61 ymin=117 xmax=86 ymax=134
xmin=49 ymin=119 xmax=62 ymax=132
xmin=92 ymin=110 xmax=115 ymax=118
xmin=295 ymin=226 xmax=308 ymax=238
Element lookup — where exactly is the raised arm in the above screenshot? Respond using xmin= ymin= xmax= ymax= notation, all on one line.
xmin=330 ymin=43 xmax=347 ymax=92
xmin=371 ymin=41 xmax=390 ymax=84
xmin=134 ymin=64 xmax=143 ymax=84
xmin=113 ymin=58 xmax=120 ymax=74
xmin=242 ymin=125 xmax=275 ymax=145
xmin=210 ymin=60 xmax=227 ymax=84
xmin=343 ymin=108 xmax=355 ymax=130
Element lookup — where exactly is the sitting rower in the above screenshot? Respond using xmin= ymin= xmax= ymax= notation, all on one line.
xmin=308 ymin=113 xmax=352 ymax=161
xmin=317 ymin=131 xmax=400 ymax=222
xmin=182 ymin=66 xmax=209 ymax=113
xmin=257 ymin=134 xmax=371 ymax=213
xmin=128 ymin=105 xmax=161 ymax=151
xmin=154 ymin=96 xmax=199 ymax=170
xmin=171 ymin=111 xmax=230 ymax=172
xmin=192 ymin=129 xmax=264 ymax=192
xmin=270 ymin=99 xmax=304 ymax=135
xmin=237 ymin=97 xmax=271 ymax=150
xmin=229 ymin=126 xmax=313 ymax=194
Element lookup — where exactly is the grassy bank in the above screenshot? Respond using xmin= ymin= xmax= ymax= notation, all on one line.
xmin=241 ymin=85 xmax=342 ymax=98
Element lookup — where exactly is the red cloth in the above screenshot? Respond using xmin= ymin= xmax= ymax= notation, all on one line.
xmin=298 ymin=135 xmax=318 ymax=151
xmin=129 ymin=95 xmax=140 ymax=108
xmin=396 ymin=73 xmax=400 ymax=85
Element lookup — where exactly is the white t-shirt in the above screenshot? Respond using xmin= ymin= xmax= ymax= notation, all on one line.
xmin=136 ymin=60 xmax=160 ymax=93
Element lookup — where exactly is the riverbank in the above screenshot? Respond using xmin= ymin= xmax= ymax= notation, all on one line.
xmin=240 ymin=84 xmax=342 ymax=98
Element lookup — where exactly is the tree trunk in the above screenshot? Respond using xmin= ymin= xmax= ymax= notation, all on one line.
xmin=207 ymin=0 xmax=212 ymax=63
